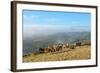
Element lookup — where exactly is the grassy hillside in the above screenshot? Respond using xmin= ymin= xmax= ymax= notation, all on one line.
xmin=23 ymin=45 xmax=91 ymax=62
xmin=23 ymin=32 xmax=90 ymax=55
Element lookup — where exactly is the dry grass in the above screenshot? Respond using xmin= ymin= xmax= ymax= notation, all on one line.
xmin=23 ymin=45 xmax=91 ymax=62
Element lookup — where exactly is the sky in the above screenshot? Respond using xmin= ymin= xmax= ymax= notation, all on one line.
xmin=22 ymin=10 xmax=91 ymax=38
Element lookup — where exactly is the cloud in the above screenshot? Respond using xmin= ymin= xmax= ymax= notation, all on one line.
xmin=45 ymin=18 xmax=61 ymax=22
xmin=71 ymin=21 xmax=81 ymax=25
xmin=23 ymin=14 xmax=39 ymax=19
xmin=23 ymin=24 xmax=66 ymax=38
xmin=23 ymin=24 xmax=90 ymax=38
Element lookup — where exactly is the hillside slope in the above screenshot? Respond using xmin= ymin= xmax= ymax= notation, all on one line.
xmin=23 ymin=45 xmax=91 ymax=62
xmin=23 ymin=32 xmax=90 ymax=55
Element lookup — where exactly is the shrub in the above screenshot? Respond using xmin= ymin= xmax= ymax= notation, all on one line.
xmin=69 ymin=45 xmax=75 ymax=49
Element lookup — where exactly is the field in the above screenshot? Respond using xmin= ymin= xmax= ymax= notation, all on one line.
xmin=23 ymin=45 xmax=91 ymax=62
xmin=23 ymin=32 xmax=91 ymax=55
xmin=22 ymin=10 xmax=91 ymax=62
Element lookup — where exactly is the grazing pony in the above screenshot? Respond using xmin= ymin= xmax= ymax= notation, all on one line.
xmin=39 ymin=48 xmax=50 ymax=53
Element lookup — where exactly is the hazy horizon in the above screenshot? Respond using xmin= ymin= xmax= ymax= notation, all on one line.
xmin=23 ymin=10 xmax=91 ymax=39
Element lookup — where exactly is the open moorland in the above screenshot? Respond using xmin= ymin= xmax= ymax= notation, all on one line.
xmin=23 ymin=45 xmax=91 ymax=62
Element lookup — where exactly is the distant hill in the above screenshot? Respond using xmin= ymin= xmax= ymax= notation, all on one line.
xmin=23 ymin=32 xmax=91 ymax=55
